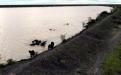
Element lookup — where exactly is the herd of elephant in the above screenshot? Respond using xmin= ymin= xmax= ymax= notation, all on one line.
xmin=29 ymin=39 xmax=55 ymax=58
xmin=30 ymin=39 xmax=47 ymax=47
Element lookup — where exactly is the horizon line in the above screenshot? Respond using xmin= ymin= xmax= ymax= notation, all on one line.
xmin=0 ymin=4 xmax=119 ymax=8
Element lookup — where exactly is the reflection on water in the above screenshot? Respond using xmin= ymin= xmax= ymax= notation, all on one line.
xmin=0 ymin=6 xmax=111 ymax=63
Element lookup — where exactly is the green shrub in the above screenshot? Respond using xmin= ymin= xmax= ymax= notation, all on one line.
xmin=0 ymin=59 xmax=16 ymax=68
xmin=7 ymin=59 xmax=16 ymax=65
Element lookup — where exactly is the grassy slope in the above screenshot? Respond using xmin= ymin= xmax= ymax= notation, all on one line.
xmin=1 ymin=7 xmax=121 ymax=75
xmin=102 ymin=40 xmax=121 ymax=75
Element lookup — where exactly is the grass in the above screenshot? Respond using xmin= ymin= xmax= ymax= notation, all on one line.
xmin=102 ymin=40 xmax=121 ymax=75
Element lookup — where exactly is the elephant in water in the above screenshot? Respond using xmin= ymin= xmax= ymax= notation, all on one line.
xmin=48 ymin=42 xmax=55 ymax=51
xmin=30 ymin=39 xmax=41 ymax=46
xmin=41 ymin=41 xmax=47 ymax=47
xmin=29 ymin=50 xmax=35 ymax=58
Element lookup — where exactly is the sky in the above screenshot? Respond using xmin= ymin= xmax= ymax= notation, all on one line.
xmin=0 ymin=0 xmax=120 ymax=5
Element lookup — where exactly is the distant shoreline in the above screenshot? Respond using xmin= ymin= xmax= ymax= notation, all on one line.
xmin=0 ymin=4 xmax=116 ymax=8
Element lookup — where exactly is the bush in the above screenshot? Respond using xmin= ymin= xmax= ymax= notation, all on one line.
xmin=85 ymin=17 xmax=96 ymax=29
xmin=0 ymin=63 xmax=5 ymax=68
xmin=96 ymin=11 xmax=110 ymax=21
xmin=60 ymin=34 xmax=67 ymax=43
xmin=7 ymin=59 xmax=16 ymax=65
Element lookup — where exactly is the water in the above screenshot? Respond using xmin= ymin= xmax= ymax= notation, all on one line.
xmin=0 ymin=6 xmax=111 ymax=63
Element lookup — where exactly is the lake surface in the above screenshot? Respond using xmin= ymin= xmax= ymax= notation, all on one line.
xmin=0 ymin=6 xmax=111 ymax=63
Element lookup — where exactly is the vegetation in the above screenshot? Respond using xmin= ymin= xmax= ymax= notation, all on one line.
xmin=96 ymin=11 xmax=110 ymax=21
xmin=7 ymin=59 xmax=16 ymax=65
xmin=0 ymin=64 xmax=5 ymax=68
xmin=84 ymin=10 xmax=111 ymax=29
xmin=102 ymin=40 xmax=121 ymax=75
xmin=0 ymin=59 xmax=16 ymax=68
xmin=60 ymin=34 xmax=67 ymax=43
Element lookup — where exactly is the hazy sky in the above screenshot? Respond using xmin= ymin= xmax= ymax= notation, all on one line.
xmin=0 ymin=0 xmax=120 ymax=5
